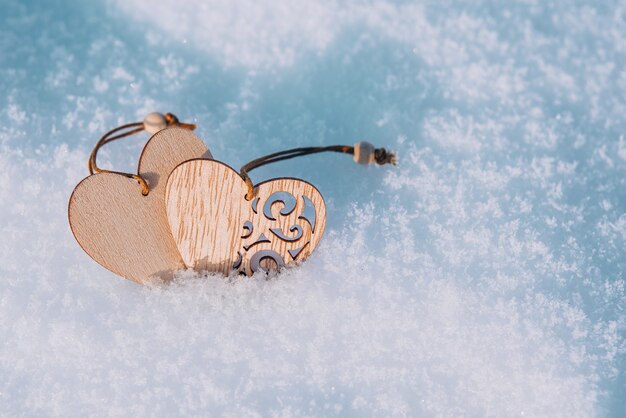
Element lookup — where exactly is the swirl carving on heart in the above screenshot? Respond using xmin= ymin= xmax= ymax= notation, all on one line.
xmin=165 ymin=159 xmax=326 ymax=275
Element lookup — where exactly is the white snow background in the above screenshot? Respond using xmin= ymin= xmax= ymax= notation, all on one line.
xmin=1 ymin=0 xmax=625 ymax=416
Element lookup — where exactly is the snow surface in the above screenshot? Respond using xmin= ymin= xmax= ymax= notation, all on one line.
xmin=1 ymin=0 xmax=625 ymax=416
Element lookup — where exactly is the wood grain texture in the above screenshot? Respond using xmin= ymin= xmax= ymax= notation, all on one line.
xmin=165 ymin=159 xmax=326 ymax=276
xmin=68 ymin=127 xmax=211 ymax=284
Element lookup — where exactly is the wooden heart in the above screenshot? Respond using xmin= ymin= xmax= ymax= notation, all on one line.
xmin=68 ymin=127 xmax=211 ymax=284
xmin=165 ymin=159 xmax=326 ymax=276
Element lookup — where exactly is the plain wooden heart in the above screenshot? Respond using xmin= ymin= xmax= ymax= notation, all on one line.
xmin=69 ymin=127 xmax=211 ymax=284
xmin=165 ymin=159 xmax=326 ymax=276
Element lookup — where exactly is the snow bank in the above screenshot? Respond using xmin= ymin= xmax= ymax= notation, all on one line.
xmin=0 ymin=0 xmax=624 ymax=416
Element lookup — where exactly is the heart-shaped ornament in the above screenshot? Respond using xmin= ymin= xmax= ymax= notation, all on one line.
xmin=165 ymin=159 xmax=326 ymax=275
xmin=68 ymin=127 xmax=211 ymax=284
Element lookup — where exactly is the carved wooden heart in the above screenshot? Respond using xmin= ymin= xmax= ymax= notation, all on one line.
xmin=165 ymin=159 xmax=326 ymax=276
xmin=68 ymin=127 xmax=211 ymax=284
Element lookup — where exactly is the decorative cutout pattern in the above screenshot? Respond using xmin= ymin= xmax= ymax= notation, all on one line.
xmin=237 ymin=191 xmax=314 ymax=274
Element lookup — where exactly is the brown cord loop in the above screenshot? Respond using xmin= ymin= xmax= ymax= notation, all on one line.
xmin=89 ymin=113 xmax=196 ymax=196
xmin=239 ymin=144 xmax=396 ymax=200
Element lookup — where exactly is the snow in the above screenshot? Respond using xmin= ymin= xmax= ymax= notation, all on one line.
xmin=1 ymin=0 xmax=625 ymax=416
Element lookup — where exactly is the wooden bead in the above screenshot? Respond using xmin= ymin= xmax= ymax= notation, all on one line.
xmin=353 ymin=141 xmax=375 ymax=165
xmin=143 ymin=112 xmax=168 ymax=134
